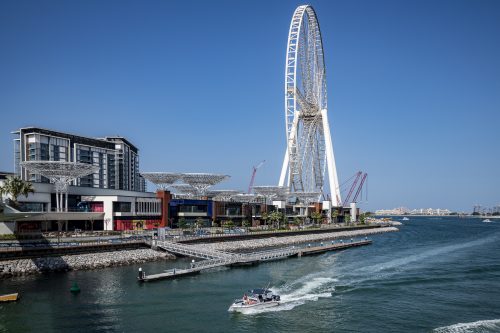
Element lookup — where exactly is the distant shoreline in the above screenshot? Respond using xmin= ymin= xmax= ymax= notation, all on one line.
xmin=377 ymin=215 xmax=500 ymax=219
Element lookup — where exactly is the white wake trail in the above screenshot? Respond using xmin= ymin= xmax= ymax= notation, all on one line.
xmin=433 ymin=319 xmax=500 ymax=332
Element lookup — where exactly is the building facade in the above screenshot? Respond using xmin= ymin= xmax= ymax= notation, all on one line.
xmin=13 ymin=127 xmax=146 ymax=192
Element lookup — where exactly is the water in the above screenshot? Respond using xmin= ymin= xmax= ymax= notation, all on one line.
xmin=2 ymin=217 xmax=500 ymax=332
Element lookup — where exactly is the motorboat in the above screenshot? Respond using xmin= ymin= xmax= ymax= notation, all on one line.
xmin=482 ymin=219 xmax=492 ymax=223
xmin=402 ymin=217 xmax=410 ymax=221
xmin=228 ymin=288 xmax=280 ymax=313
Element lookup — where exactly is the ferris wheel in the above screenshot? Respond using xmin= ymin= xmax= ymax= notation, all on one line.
xmin=278 ymin=5 xmax=342 ymax=206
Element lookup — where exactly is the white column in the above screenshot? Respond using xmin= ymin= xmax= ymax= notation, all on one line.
xmin=350 ymin=202 xmax=357 ymax=223
xmin=321 ymin=109 xmax=342 ymax=207
xmin=55 ymin=190 xmax=60 ymax=212
xmin=279 ymin=149 xmax=289 ymax=187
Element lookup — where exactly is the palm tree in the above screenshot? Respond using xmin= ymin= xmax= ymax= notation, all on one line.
xmin=0 ymin=176 xmax=35 ymax=208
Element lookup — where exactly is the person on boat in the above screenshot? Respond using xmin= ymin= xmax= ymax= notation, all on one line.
xmin=243 ymin=293 xmax=248 ymax=304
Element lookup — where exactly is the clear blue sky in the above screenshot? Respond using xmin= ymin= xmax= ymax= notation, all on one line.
xmin=1 ymin=0 xmax=499 ymax=212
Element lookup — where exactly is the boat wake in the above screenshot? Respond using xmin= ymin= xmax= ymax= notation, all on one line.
xmin=433 ymin=319 xmax=500 ymax=332
xmin=239 ymin=276 xmax=336 ymax=315
xmin=354 ymin=234 xmax=500 ymax=276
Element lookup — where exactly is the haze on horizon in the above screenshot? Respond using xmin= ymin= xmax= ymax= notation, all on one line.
xmin=0 ymin=0 xmax=499 ymax=212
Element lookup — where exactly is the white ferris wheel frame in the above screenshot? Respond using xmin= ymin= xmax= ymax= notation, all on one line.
xmin=278 ymin=5 xmax=342 ymax=206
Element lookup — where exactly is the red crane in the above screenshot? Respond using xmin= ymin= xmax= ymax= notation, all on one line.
xmin=352 ymin=173 xmax=368 ymax=203
xmin=248 ymin=160 xmax=265 ymax=193
xmin=342 ymin=171 xmax=362 ymax=207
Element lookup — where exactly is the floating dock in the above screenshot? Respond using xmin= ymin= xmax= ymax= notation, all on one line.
xmin=298 ymin=240 xmax=372 ymax=256
xmin=138 ymin=239 xmax=372 ymax=282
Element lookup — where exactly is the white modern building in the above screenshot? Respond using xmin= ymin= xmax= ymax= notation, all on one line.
xmin=1 ymin=181 xmax=161 ymax=233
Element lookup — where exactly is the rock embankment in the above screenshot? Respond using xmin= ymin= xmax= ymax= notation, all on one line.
xmin=205 ymin=226 xmax=399 ymax=252
xmin=0 ymin=249 xmax=174 ymax=278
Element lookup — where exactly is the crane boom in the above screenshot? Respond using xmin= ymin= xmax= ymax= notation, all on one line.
xmin=342 ymin=171 xmax=362 ymax=207
xmin=352 ymin=173 xmax=367 ymax=203
xmin=248 ymin=160 xmax=266 ymax=193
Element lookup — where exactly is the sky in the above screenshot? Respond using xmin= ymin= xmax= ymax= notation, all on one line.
xmin=0 ymin=0 xmax=499 ymax=212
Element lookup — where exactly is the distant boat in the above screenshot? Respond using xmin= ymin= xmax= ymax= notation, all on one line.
xmin=0 ymin=293 xmax=19 ymax=302
xmin=402 ymin=217 xmax=409 ymax=221
xmin=482 ymin=219 xmax=492 ymax=223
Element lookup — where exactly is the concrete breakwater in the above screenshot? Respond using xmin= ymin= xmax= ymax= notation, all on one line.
xmin=204 ymin=226 xmax=399 ymax=252
xmin=0 ymin=249 xmax=175 ymax=279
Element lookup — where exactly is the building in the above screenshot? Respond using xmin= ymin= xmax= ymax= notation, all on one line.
xmin=12 ymin=127 xmax=146 ymax=192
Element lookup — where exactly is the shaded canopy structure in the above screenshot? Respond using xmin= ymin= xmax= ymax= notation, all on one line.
xmin=206 ymin=189 xmax=240 ymax=201
xmin=180 ymin=173 xmax=230 ymax=196
xmin=140 ymin=172 xmax=182 ymax=190
xmin=252 ymin=186 xmax=289 ymax=203
xmin=21 ymin=161 xmax=99 ymax=212
xmin=169 ymin=184 xmax=197 ymax=197
xmin=141 ymin=172 xmax=230 ymax=196
xmin=230 ymin=193 xmax=257 ymax=203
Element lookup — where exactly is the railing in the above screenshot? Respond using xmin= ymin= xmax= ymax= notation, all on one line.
xmin=155 ymin=241 xmax=234 ymax=260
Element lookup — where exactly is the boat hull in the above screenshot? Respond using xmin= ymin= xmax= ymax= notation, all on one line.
xmin=0 ymin=293 xmax=19 ymax=302
xmin=228 ymin=301 xmax=280 ymax=313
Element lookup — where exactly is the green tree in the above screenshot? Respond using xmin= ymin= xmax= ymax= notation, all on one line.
xmin=293 ymin=216 xmax=303 ymax=227
xmin=241 ymin=219 xmax=251 ymax=229
xmin=331 ymin=209 xmax=339 ymax=223
xmin=223 ymin=219 xmax=234 ymax=230
xmin=0 ymin=176 xmax=35 ymax=208
xmin=195 ymin=217 xmax=204 ymax=229
xmin=178 ymin=217 xmax=187 ymax=229
xmin=261 ymin=212 xmax=269 ymax=228
xmin=268 ymin=211 xmax=283 ymax=229
xmin=311 ymin=211 xmax=323 ymax=226
xmin=344 ymin=213 xmax=351 ymax=225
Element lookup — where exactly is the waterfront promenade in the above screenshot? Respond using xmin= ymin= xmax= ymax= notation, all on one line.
xmin=0 ymin=224 xmax=399 ymax=279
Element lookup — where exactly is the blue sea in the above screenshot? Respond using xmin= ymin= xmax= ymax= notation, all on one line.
xmin=1 ymin=217 xmax=500 ymax=332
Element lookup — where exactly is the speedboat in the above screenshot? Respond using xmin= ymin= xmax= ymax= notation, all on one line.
xmin=228 ymin=288 xmax=280 ymax=313
xmin=402 ymin=217 xmax=409 ymax=221
xmin=482 ymin=219 xmax=492 ymax=223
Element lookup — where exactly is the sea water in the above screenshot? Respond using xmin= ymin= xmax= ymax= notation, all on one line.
xmin=1 ymin=217 xmax=500 ymax=332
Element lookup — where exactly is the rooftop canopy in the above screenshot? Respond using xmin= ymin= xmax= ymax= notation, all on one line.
xmin=140 ymin=172 xmax=182 ymax=189
xmin=169 ymin=183 xmax=197 ymax=196
xmin=206 ymin=189 xmax=240 ymax=201
xmin=230 ymin=193 xmax=257 ymax=203
xmin=21 ymin=161 xmax=98 ymax=181
xmin=20 ymin=161 xmax=100 ymax=212
xmin=290 ymin=191 xmax=322 ymax=204
xmin=252 ymin=186 xmax=289 ymax=199
xmin=180 ymin=173 xmax=230 ymax=195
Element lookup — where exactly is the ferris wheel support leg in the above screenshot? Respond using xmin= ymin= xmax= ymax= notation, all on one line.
xmin=279 ymin=149 xmax=289 ymax=187
xmin=321 ymin=109 xmax=342 ymax=207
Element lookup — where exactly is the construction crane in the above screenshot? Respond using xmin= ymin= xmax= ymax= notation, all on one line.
xmin=352 ymin=173 xmax=368 ymax=203
xmin=342 ymin=171 xmax=362 ymax=207
xmin=248 ymin=160 xmax=265 ymax=193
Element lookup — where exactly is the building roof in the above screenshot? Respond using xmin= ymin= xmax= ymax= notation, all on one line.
xmin=13 ymin=127 xmax=138 ymax=153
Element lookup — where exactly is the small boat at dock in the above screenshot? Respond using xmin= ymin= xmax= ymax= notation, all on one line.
xmin=228 ymin=288 xmax=280 ymax=313
xmin=0 ymin=293 xmax=19 ymax=302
